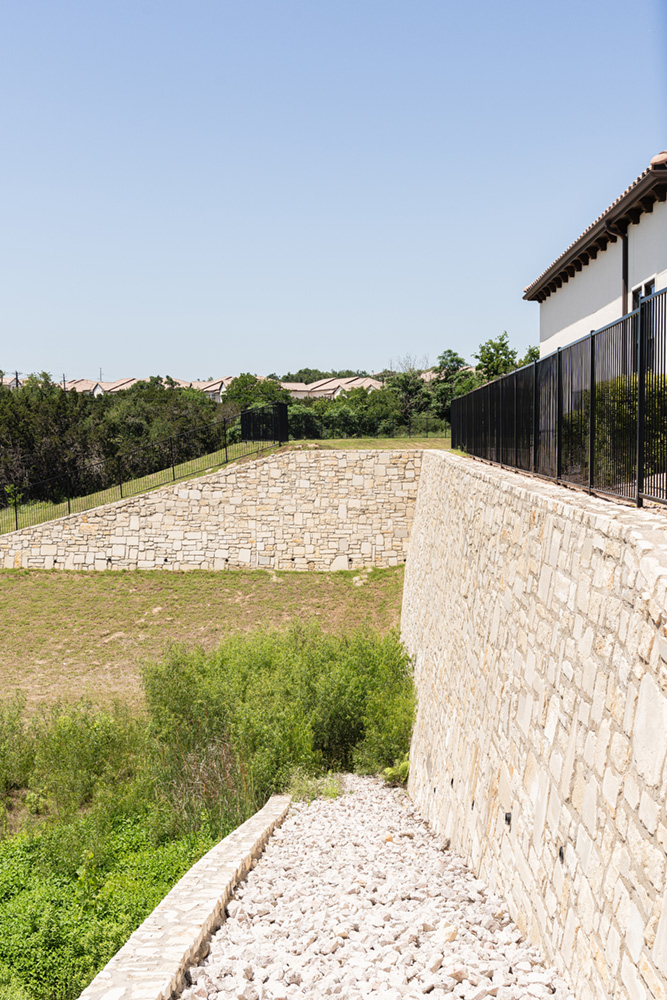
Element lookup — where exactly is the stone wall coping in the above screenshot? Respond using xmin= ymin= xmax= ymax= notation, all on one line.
xmin=439 ymin=449 xmax=667 ymax=566
xmin=78 ymin=795 xmax=291 ymax=1000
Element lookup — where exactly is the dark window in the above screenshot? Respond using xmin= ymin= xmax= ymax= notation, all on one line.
xmin=632 ymin=280 xmax=657 ymax=372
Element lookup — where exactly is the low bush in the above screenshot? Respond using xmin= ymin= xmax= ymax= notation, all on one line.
xmin=0 ymin=624 xmax=414 ymax=999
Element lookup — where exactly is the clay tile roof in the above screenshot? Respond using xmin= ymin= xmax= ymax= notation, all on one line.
xmin=99 ymin=378 xmax=140 ymax=392
xmin=524 ymin=152 xmax=667 ymax=302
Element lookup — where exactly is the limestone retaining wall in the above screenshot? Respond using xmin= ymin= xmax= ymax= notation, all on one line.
xmin=403 ymin=450 xmax=667 ymax=1000
xmin=0 ymin=449 xmax=421 ymax=571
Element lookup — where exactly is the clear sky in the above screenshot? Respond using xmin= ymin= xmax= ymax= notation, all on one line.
xmin=1 ymin=0 xmax=666 ymax=382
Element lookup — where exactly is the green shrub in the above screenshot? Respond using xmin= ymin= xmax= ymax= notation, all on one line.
xmin=0 ymin=624 xmax=414 ymax=998
xmin=142 ymin=624 xmax=414 ymax=785
xmin=287 ymin=404 xmax=321 ymax=439
xmin=31 ymin=701 xmax=145 ymax=818
xmin=287 ymin=768 xmax=343 ymax=802
xmin=560 ymin=373 xmax=667 ymax=489
xmin=0 ymin=695 xmax=33 ymax=794
xmin=382 ymin=753 xmax=410 ymax=786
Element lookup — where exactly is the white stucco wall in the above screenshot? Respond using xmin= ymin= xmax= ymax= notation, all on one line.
xmin=539 ymin=200 xmax=667 ymax=356
xmin=628 ymin=200 xmax=667 ymax=296
xmin=539 ymin=242 xmax=623 ymax=354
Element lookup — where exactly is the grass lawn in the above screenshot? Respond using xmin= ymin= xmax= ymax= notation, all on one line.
xmin=0 ymin=565 xmax=404 ymax=712
xmin=297 ymin=435 xmax=450 ymax=450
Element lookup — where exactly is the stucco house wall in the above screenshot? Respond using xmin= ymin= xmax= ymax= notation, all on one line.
xmin=628 ymin=202 xmax=667 ymax=295
xmin=524 ymin=153 xmax=667 ymax=357
xmin=539 ymin=240 xmax=624 ymax=352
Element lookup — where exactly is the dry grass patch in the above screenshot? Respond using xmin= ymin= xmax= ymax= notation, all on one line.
xmin=0 ymin=566 xmax=404 ymax=711
xmin=294 ymin=436 xmax=450 ymax=450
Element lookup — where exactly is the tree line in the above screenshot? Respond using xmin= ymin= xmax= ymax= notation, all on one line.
xmin=0 ymin=374 xmax=219 ymax=500
xmin=224 ymin=332 xmax=538 ymax=439
xmin=0 ymin=332 xmax=536 ymax=500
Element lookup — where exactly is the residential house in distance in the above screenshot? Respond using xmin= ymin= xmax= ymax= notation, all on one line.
xmin=523 ymin=150 xmax=667 ymax=356
xmin=280 ymin=382 xmax=310 ymax=400
xmin=100 ymin=378 xmax=141 ymax=394
xmin=305 ymin=375 xmax=383 ymax=399
xmin=63 ymin=378 xmax=106 ymax=396
xmin=190 ymin=377 xmax=236 ymax=402
xmin=57 ymin=373 xmax=387 ymax=403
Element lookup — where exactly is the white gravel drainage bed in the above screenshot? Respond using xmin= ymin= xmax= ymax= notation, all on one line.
xmin=178 ymin=776 xmax=575 ymax=1000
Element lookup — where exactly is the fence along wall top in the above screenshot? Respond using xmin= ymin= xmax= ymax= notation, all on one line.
xmin=452 ymin=286 xmax=667 ymax=509
xmin=464 ymin=285 xmax=663 ymax=403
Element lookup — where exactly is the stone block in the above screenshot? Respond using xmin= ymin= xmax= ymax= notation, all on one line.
xmin=639 ymin=791 xmax=660 ymax=835
xmin=633 ymin=673 xmax=667 ymax=787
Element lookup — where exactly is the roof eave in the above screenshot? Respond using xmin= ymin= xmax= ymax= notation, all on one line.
xmin=524 ymin=166 xmax=667 ymax=303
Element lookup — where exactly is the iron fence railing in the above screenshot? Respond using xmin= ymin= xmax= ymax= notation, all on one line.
xmin=451 ymin=286 xmax=667 ymax=508
xmin=0 ymin=402 xmax=288 ymax=535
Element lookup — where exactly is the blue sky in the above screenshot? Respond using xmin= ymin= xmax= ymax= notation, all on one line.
xmin=1 ymin=0 xmax=666 ymax=381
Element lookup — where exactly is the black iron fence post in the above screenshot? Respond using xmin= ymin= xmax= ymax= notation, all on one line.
xmin=66 ymin=473 xmax=72 ymax=515
xmin=170 ymin=437 xmax=176 ymax=481
xmin=556 ymin=347 xmax=563 ymax=482
xmin=13 ymin=489 xmax=18 ymax=531
xmin=223 ymin=419 xmax=229 ymax=464
xmin=498 ymin=380 xmax=503 ymax=468
xmin=637 ymin=300 xmax=646 ymax=508
xmin=589 ymin=332 xmax=596 ymax=494
xmin=118 ymin=458 xmax=124 ymax=499
xmin=513 ymin=375 xmax=519 ymax=469
xmin=532 ymin=360 xmax=538 ymax=473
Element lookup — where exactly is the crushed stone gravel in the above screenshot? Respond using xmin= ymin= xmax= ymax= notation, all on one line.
xmin=179 ymin=775 xmax=576 ymax=1000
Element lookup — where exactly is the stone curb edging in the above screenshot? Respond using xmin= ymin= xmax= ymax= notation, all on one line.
xmin=78 ymin=795 xmax=292 ymax=1000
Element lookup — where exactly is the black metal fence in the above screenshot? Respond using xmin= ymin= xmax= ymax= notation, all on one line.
xmin=451 ymin=286 xmax=667 ymax=508
xmin=241 ymin=402 xmax=289 ymax=445
xmin=0 ymin=404 xmax=287 ymax=535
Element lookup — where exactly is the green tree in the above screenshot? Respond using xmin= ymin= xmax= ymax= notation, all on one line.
xmin=281 ymin=368 xmax=370 ymax=384
xmin=518 ymin=345 xmax=540 ymax=366
xmin=222 ymin=374 xmax=290 ymax=411
xmin=282 ymin=368 xmax=330 ymax=384
xmin=431 ymin=350 xmax=467 ymax=420
xmin=386 ymin=371 xmax=430 ymax=426
xmin=452 ymin=368 xmax=482 ymax=397
xmin=434 ymin=349 xmax=466 ymax=381
xmin=0 ymin=373 xmax=218 ymax=501
xmin=474 ymin=332 xmax=518 ymax=382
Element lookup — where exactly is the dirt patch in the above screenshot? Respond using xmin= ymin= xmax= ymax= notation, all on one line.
xmin=0 ymin=566 xmax=404 ymax=712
